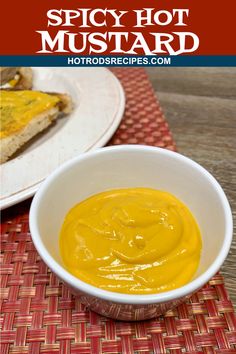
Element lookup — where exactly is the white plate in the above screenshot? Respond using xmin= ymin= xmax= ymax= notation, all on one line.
xmin=1 ymin=68 xmax=125 ymax=209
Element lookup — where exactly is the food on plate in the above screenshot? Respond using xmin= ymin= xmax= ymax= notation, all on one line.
xmin=60 ymin=188 xmax=202 ymax=294
xmin=0 ymin=90 xmax=72 ymax=163
xmin=0 ymin=67 xmax=33 ymax=89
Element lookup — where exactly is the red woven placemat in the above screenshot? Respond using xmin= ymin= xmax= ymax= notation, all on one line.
xmin=1 ymin=68 xmax=236 ymax=354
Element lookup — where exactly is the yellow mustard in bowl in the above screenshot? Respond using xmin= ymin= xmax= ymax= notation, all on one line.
xmin=59 ymin=188 xmax=202 ymax=294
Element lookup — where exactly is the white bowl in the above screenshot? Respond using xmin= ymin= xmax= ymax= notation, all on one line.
xmin=29 ymin=145 xmax=233 ymax=321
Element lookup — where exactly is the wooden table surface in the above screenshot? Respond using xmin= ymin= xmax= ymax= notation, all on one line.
xmin=147 ymin=68 xmax=236 ymax=308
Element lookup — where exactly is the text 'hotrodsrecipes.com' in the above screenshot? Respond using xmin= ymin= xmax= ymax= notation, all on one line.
xmin=67 ymin=56 xmax=172 ymax=66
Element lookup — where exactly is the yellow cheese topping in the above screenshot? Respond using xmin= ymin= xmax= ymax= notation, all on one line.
xmin=8 ymin=74 xmax=20 ymax=88
xmin=60 ymin=188 xmax=202 ymax=294
xmin=0 ymin=90 xmax=60 ymax=138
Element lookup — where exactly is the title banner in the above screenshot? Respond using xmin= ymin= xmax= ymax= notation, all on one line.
xmin=1 ymin=0 xmax=236 ymax=66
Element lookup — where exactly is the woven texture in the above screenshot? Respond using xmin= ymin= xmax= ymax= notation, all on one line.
xmin=1 ymin=68 xmax=236 ymax=354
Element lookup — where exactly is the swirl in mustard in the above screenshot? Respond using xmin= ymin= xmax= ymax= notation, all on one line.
xmin=60 ymin=188 xmax=202 ymax=294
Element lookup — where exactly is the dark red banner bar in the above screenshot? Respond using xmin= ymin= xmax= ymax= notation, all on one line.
xmin=1 ymin=0 xmax=235 ymax=55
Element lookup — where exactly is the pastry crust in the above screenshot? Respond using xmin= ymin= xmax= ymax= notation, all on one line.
xmin=0 ymin=67 xmax=33 ymax=89
xmin=0 ymin=91 xmax=73 ymax=164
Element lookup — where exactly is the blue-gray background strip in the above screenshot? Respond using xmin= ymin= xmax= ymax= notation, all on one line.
xmin=0 ymin=56 xmax=236 ymax=67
